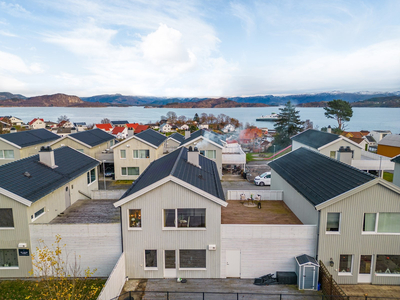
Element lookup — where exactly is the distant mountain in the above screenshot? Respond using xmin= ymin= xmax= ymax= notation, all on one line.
xmin=0 ymin=93 xmax=106 ymax=107
xmin=0 ymin=92 xmax=26 ymax=100
xmin=153 ymin=98 xmax=268 ymax=108
xmin=351 ymin=96 xmax=400 ymax=107
xmin=82 ymin=94 xmax=204 ymax=106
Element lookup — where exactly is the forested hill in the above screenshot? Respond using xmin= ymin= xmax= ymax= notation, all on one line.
xmin=151 ymin=98 xmax=268 ymax=108
xmin=350 ymin=96 xmax=400 ymax=107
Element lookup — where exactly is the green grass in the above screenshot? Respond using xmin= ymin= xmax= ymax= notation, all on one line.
xmin=113 ymin=180 xmax=134 ymax=185
xmin=246 ymin=148 xmax=291 ymax=162
xmin=0 ymin=279 xmax=106 ymax=300
xmin=383 ymin=172 xmax=393 ymax=182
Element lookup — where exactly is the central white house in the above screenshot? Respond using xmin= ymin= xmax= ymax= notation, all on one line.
xmin=114 ymin=147 xmax=226 ymax=278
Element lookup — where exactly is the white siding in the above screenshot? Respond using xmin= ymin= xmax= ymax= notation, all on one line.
xmin=97 ymin=253 xmax=125 ymax=300
xmin=221 ymin=224 xmax=317 ymax=278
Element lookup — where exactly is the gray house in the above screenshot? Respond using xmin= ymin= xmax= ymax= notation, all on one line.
xmin=269 ymin=147 xmax=400 ymax=285
xmin=392 ymin=154 xmax=400 ymax=188
xmin=0 ymin=146 xmax=99 ymax=277
xmin=114 ymin=147 xmax=226 ymax=279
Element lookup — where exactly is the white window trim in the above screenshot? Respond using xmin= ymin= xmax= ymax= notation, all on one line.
xmin=362 ymin=212 xmax=400 ymax=235
xmin=127 ymin=209 xmax=142 ymax=231
xmin=120 ymin=149 xmax=127 ymax=159
xmin=325 ymin=212 xmax=341 ymax=234
xmin=375 ymin=273 xmax=400 ymax=277
xmin=87 ymin=169 xmax=97 ymax=186
xmin=0 ymin=227 xmax=15 ymax=230
xmin=144 ymin=250 xmax=158 ymax=270
xmin=121 ymin=167 xmax=139 ymax=177
xmin=0 ymin=267 xmax=19 ymax=270
xmin=31 ymin=208 xmax=46 ymax=222
xmin=162 ymin=208 xmax=207 ymax=230
xmin=338 ymin=254 xmax=353 ymax=276
xmin=133 ymin=149 xmax=150 ymax=159
xmin=0 ymin=150 xmax=15 ymax=160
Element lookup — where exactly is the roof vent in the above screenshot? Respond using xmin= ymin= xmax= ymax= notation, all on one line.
xmin=23 ymin=171 xmax=32 ymax=178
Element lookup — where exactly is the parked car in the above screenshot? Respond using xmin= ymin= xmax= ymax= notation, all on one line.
xmin=104 ymin=169 xmax=115 ymax=177
xmin=254 ymin=172 xmax=271 ymax=186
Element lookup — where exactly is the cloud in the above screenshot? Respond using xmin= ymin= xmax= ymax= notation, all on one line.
xmin=0 ymin=30 xmax=17 ymax=37
xmin=0 ymin=1 xmax=30 ymax=17
xmin=230 ymin=2 xmax=256 ymax=35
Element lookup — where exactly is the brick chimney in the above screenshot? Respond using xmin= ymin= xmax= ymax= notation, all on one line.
xmin=39 ymin=146 xmax=57 ymax=168
xmin=187 ymin=146 xmax=200 ymax=168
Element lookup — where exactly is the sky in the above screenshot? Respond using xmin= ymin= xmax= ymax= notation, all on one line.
xmin=0 ymin=0 xmax=399 ymax=97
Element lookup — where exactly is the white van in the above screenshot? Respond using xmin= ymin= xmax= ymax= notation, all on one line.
xmin=254 ymin=172 xmax=271 ymax=186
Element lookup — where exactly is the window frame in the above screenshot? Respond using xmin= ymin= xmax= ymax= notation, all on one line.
xmin=362 ymin=212 xmax=400 ymax=235
xmin=199 ymin=150 xmax=216 ymax=160
xmin=179 ymin=249 xmax=207 ymax=270
xmin=133 ymin=149 xmax=150 ymax=159
xmin=0 ymin=249 xmax=19 ymax=269
xmin=0 ymin=150 xmax=15 ymax=160
xmin=144 ymin=250 xmax=157 ymax=270
xmin=121 ymin=167 xmax=139 ymax=176
xmin=0 ymin=208 xmax=14 ymax=229
xmin=162 ymin=208 xmax=206 ymax=230
xmin=338 ymin=254 xmax=353 ymax=276
xmin=120 ymin=149 xmax=126 ymax=159
xmin=31 ymin=207 xmax=45 ymax=222
xmin=127 ymin=209 xmax=142 ymax=230
xmin=326 ymin=212 xmax=341 ymax=234
xmin=375 ymin=255 xmax=400 ymax=276
xmin=87 ymin=168 xmax=96 ymax=185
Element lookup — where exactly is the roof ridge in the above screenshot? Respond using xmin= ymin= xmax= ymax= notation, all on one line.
xmin=170 ymin=147 xmax=185 ymax=176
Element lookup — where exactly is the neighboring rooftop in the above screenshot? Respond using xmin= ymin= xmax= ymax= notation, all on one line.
xmin=181 ymin=129 xmax=224 ymax=147
xmin=291 ymin=129 xmax=339 ymax=149
xmin=365 ymin=135 xmax=376 ymax=143
xmin=135 ymin=129 xmax=167 ymax=147
xmin=0 ymin=146 xmax=99 ymax=203
xmin=391 ymin=154 xmax=400 ymax=164
xmin=68 ymin=128 xmax=115 ymax=147
xmin=296 ymin=254 xmax=318 ymax=266
xmin=269 ymin=147 xmax=376 ymax=206
xmin=111 ymin=120 xmax=129 ymax=125
xmin=378 ymin=134 xmax=400 ymax=147
xmin=121 ymin=147 xmax=224 ymax=201
xmin=95 ymin=123 xmax=113 ymax=131
xmin=111 ymin=126 xmax=126 ymax=135
xmin=169 ymin=132 xmax=185 ymax=143
xmin=50 ymin=200 xmax=120 ymax=224
xmin=221 ymin=200 xmax=301 ymax=224
xmin=0 ymin=128 xmax=60 ymax=148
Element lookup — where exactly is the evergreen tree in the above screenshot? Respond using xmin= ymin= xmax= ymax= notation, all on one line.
xmin=274 ymin=101 xmax=304 ymax=147
xmin=193 ymin=113 xmax=199 ymax=122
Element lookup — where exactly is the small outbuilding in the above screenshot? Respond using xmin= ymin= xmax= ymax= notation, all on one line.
xmin=295 ymin=254 xmax=319 ymax=290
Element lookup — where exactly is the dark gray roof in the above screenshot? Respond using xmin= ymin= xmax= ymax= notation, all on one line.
xmin=74 ymin=122 xmax=86 ymax=126
xmin=169 ymin=133 xmax=185 ymax=143
xmin=378 ymin=134 xmax=400 ymax=147
xmin=269 ymin=147 xmax=375 ymax=206
xmin=296 ymin=254 xmax=319 ymax=266
xmin=0 ymin=129 xmax=60 ymax=148
xmin=391 ymin=154 xmax=400 ymax=164
xmin=135 ymin=129 xmax=167 ymax=147
xmin=181 ymin=129 xmax=224 ymax=147
xmin=365 ymin=135 xmax=376 ymax=143
xmin=68 ymin=128 xmax=114 ymax=147
xmin=121 ymin=147 xmax=225 ymax=201
xmin=0 ymin=147 xmax=99 ymax=203
xmin=111 ymin=120 xmax=128 ymax=125
xmin=291 ymin=129 xmax=339 ymax=149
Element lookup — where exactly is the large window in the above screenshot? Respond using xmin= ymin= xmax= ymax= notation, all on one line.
xmin=129 ymin=209 xmax=141 ymax=228
xmin=87 ymin=168 xmax=96 ymax=184
xmin=120 ymin=149 xmax=126 ymax=159
xmin=121 ymin=167 xmax=139 ymax=176
xmin=0 ymin=249 xmax=18 ymax=267
xmin=0 ymin=150 xmax=14 ymax=159
xmin=363 ymin=213 xmax=400 ymax=234
xmin=339 ymin=255 xmax=352 ymax=274
xmin=0 ymin=209 xmax=14 ymax=228
xmin=375 ymin=255 xmax=400 ymax=274
xmin=163 ymin=209 xmax=206 ymax=228
xmin=145 ymin=250 xmax=157 ymax=269
xmin=200 ymin=150 xmax=216 ymax=159
xmin=133 ymin=150 xmax=150 ymax=159
xmin=179 ymin=250 xmax=206 ymax=269
xmin=326 ymin=213 xmax=340 ymax=232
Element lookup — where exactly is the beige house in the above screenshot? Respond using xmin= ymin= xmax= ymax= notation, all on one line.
xmin=0 ymin=129 xmax=60 ymax=166
xmin=0 ymin=146 xmax=99 ymax=277
xmin=50 ymin=128 xmax=115 ymax=159
xmin=29 ymin=118 xmax=46 ymax=130
xmin=179 ymin=129 xmax=224 ymax=178
xmin=165 ymin=133 xmax=185 ymax=153
xmin=111 ymin=129 xmax=167 ymax=180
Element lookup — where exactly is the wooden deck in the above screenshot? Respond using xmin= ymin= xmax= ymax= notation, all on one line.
xmin=221 ymin=200 xmax=302 ymax=225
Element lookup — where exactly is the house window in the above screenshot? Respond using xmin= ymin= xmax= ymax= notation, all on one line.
xmin=0 ymin=150 xmax=14 ymax=159
xmin=326 ymin=213 xmax=340 ymax=232
xmin=164 ymin=209 xmax=176 ymax=227
xmin=375 ymin=255 xmax=400 ymax=274
xmin=77 ymin=149 xmax=84 ymax=152
xmin=109 ymin=140 xmax=114 ymax=147
xmin=120 ymin=149 xmax=126 ymax=159
xmin=339 ymin=255 xmax=352 ymax=274
xmin=0 ymin=209 xmax=14 ymax=228
xmin=330 ymin=151 xmax=336 ymax=159
xmin=121 ymin=167 xmax=139 ymax=176
xmin=129 ymin=209 xmax=141 ymax=228
xmin=133 ymin=150 xmax=150 ymax=159
xmin=163 ymin=209 xmax=206 ymax=228
xmin=179 ymin=250 xmax=206 ymax=269
xmin=145 ymin=250 xmax=157 ymax=269
xmin=200 ymin=150 xmax=216 ymax=159
xmin=0 ymin=249 xmax=18 ymax=268
xmin=31 ymin=207 xmax=45 ymax=220
xmin=87 ymin=168 xmax=96 ymax=184
xmin=362 ymin=213 xmax=400 ymax=234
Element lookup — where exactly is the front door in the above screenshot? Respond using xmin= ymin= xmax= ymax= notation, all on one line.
xmin=226 ymin=250 xmax=241 ymax=278
xmin=164 ymin=250 xmax=176 ymax=278
xmin=65 ymin=186 xmax=71 ymax=208
xmin=303 ymin=266 xmax=315 ymax=290
xmin=358 ymin=255 xmax=373 ymax=283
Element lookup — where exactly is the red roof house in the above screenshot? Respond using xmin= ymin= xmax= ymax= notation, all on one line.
xmin=95 ymin=123 xmax=113 ymax=132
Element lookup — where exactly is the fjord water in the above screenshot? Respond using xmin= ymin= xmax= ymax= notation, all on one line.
xmin=1 ymin=106 xmax=399 ymax=133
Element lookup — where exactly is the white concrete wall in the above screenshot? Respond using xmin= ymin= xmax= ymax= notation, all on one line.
xmin=221 ymin=224 xmax=318 ymax=279
xmin=29 ymin=223 xmax=122 ymax=277
xmin=92 ymin=190 xmax=127 ymax=200
xmin=226 ymin=190 xmax=283 ymax=200
xmin=97 ymin=253 xmax=125 ymax=300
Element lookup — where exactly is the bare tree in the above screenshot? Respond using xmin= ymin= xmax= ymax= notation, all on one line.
xmin=166 ymin=111 xmax=177 ymax=123
xmin=101 ymin=118 xmax=110 ymax=124
xmin=57 ymin=115 xmax=69 ymax=123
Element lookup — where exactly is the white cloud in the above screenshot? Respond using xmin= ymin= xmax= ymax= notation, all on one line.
xmin=0 ymin=1 xmax=30 ymax=16
xmin=230 ymin=2 xmax=256 ymax=35
xmin=0 ymin=30 xmax=17 ymax=37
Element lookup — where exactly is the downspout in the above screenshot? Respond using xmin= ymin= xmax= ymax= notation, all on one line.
xmin=120 ymin=207 xmax=124 ymax=253
xmin=315 ymin=209 xmax=320 ymax=260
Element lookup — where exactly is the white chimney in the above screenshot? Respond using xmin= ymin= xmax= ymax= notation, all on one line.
xmin=337 ymin=146 xmax=352 ymax=165
xmin=187 ymin=146 xmax=200 ymax=168
xmin=39 ymin=146 xmax=57 ymax=168
xmin=327 ymin=126 xmax=332 ymax=134
xmin=128 ymin=127 xmax=134 ymax=137
xmin=70 ymin=127 xmax=77 ymax=134
xmin=185 ymin=130 xmax=191 ymax=139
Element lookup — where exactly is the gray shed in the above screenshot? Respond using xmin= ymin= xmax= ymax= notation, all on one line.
xmin=295 ymin=254 xmax=319 ymax=290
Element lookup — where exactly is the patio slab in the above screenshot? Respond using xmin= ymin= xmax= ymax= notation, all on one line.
xmin=340 ymin=284 xmax=400 ymax=298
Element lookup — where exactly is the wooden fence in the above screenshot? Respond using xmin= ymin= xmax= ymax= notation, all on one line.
xmin=319 ymin=260 xmax=348 ymax=300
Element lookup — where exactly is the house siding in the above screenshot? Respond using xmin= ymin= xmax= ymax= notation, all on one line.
xmin=393 ymin=162 xmax=400 ymax=188
xmin=292 ymin=139 xmax=361 ymax=160
xmin=121 ymin=181 xmax=221 ymax=278
xmin=270 ymin=170 xmax=319 ymax=225
xmin=318 ymin=183 xmax=400 ymax=285
xmin=113 ymin=138 xmax=164 ymax=180
xmin=51 ymin=138 xmax=112 ymax=159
